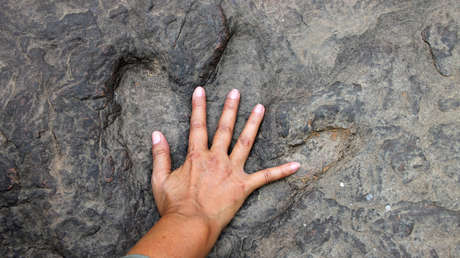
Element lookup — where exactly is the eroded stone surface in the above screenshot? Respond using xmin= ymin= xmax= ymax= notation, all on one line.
xmin=1 ymin=0 xmax=459 ymax=257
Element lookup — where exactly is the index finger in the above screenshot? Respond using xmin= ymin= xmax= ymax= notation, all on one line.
xmin=188 ymin=87 xmax=208 ymax=152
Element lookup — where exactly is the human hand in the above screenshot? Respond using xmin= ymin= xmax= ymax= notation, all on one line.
xmin=151 ymin=87 xmax=300 ymax=238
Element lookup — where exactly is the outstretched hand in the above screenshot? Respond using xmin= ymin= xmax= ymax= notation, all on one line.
xmin=128 ymin=87 xmax=300 ymax=257
xmin=152 ymin=86 xmax=300 ymax=231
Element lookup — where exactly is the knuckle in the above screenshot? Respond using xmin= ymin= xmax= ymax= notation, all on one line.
xmin=154 ymin=148 xmax=169 ymax=157
xmin=264 ymin=170 xmax=272 ymax=185
xmin=207 ymin=153 xmax=218 ymax=164
xmin=214 ymin=161 xmax=231 ymax=176
xmin=238 ymin=136 xmax=253 ymax=148
xmin=187 ymin=151 xmax=201 ymax=161
xmin=190 ymin=121 xmax=206 ymax=130
xmin=224 ymin=100 xmax=237 ymax=110
xmin=217 ymin=124 xmax=233 ymax=135
xmin=222 ymin=168 xmax=232 ymax=177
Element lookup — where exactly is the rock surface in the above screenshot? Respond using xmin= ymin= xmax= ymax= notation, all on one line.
xmin=1 ymin=0 xmax=460 ymax=257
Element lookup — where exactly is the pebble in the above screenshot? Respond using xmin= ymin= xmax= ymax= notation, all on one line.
xmin=0 ymin=131 xmax=6 ymax=145
xmin=366 ymin=194 xmax=374 ymax=201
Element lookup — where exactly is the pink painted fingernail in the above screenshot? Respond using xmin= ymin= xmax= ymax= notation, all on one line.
xmin=229 ymin=89 xmax=239 ymax=99
xmin=152 ymin=131 xmax=161 ymax=144
xmin=290 ymin=162 xmax=300 ymax=170
xmin=194 ymin=87 xmax=204 ymax=97
xmin=254 ymin=104 xmax=264 ymax=113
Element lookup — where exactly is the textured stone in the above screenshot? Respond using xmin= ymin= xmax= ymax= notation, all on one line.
xmin=1 ymin=0 xmax=459 ymax=257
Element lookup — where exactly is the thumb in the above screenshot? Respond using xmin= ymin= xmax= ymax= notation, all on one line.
xmin=247 ymin=162 xmax=300 ymax=192
xmin=152 ymin=131 xmax=171 ymax=186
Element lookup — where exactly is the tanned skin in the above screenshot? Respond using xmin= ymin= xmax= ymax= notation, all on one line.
xmin=127 ymin=87 xmax=300 ymax=257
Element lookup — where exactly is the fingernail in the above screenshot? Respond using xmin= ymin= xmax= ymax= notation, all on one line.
xmin=254 ymin=104 xmax=264 ymax=113
xmin=152 ymin=131 xmax=161 ymax=144
xmin=290 ymin=162 xmax=300 ymax=171
xmin=194 ymin=87 xmax=204 ymax=97
xmin=229 ymin=89 xmax=239 ymax=99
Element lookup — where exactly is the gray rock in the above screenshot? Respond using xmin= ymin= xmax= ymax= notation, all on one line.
xmin=1 ymin=0 xmax=459 ymax=257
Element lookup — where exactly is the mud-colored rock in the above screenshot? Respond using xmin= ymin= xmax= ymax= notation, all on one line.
xmin=1 ymin=0 xmax=459 ymax=257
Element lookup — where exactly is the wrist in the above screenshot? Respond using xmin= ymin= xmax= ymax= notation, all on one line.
xmin=162 ymin=212 xmax=223 ymax=249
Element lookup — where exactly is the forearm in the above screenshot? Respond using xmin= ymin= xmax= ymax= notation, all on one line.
xmin=127 ymin=213 xmax=221 ymax=258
